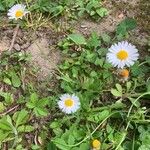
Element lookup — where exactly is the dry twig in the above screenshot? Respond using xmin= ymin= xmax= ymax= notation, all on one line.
xmin=0 ymin=105 xmax=19 ymax=117
xmin=8 ymin=24 xmax=20 ymax=52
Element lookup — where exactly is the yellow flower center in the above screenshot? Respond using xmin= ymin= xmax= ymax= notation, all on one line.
xmin=117 ymin=50 xmax=128 ymax=60
xmin=119 ymin=69 xmax=129 ymax=78
xmin=92 ymin=139 xmax=101 ymax=149
xmin=15 ymin=10 xmax=23 ymax=18
xmin=64 ymin=99 xmax=74 ymax=107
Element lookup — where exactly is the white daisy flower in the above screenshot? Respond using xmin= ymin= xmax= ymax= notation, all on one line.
xmin=106 ymin=41 xmax=139 ymax=68
xmin=58 ymin=94 xmax=80 ymax=114
xmin=7 ymin=4 xmax=29 ymax=20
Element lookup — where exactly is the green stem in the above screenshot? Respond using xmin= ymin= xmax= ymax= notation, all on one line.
xmin=91 ymin=102 xmax=125 ymax=112
xmin=67 ymin=111 xmax=118 ymax=147
xmin=138 ymin=61 xmax=148 ymax=66
xmin=132 ymin=133 xmax=135 ymax=150
xmin=131 ymin=120 xmax=150 ymax=123
xmin=115 ymin=92 xmax=150 ymax=150
xmin=127 ymin=92 xmax=150 ymax=118
xmin=115 ymin=122 xmax=129 ymax=150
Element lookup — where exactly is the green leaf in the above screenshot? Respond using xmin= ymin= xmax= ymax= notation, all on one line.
xmin=101 ymin=33 xmax=111 ymax=43
xmin=51 ymin=5 xmax=64 ymax=17
xmin=131 ymin=63 xmax=144 ymax=76
xmin=3 ymin=78 xmax=11 ymax=85
xmin=79 ymin=142 xmax=89 ymax=150
xmin=50 ymin=121 xmax=61 ymax=129
xmin=68 ymin=134 xmax=75 ymax=145
xmin=47 ymin=141 xmax=57 ymax=150
xmin=111 ymin=100 xmax=126 ymax=109
xmin=138 ymin=145 xmax=150 ymax=150
xmin=0 ymin=130 xmax=10 ymax=142
xmin=95 ymin=58 xmax=104 ymax=67
xmin=17 ymin=125 xmax=34 ymax=132
xmin=111 ymin=89 xmax=122 ymax=97
xmin=11 ymin=72 xmax=21 ymax=88
xmin=126 ymin=82 xmax=132 ymax=92
xmin=0 ymin=2 xmax=5 ymax=11
xmin=128 ymin=97 xmax=140 ymax=108
xmin=0 ymin=102 xmax=5 ymax=112
xmin=34 ymin=107 xmax=48 ymax=117
xmin=116 ymin=18 xmax=137 ymax=36
xmin=87 ymin=110 xmax=110 ymax=123
xmin=72 ymin=128 xmax=85 ymax=141
xmin=68 ymin=34 xmax=86 ymax=45
xmin=26 ymin=102 xmax=35 ymax=109
xmin=30 ymin=93 xmax=38 ymax=104
xmin=115 ymin=84 xmax=122 ymax=93
xmin=146 ymin=80 xmax=150 ymax=92
xmin=145 ymin=56 xmax=150 ymax=65
xmin=31 ymin=145 xmax=41 ymax=150
xmin=0 ymin=91 xmax=14 ymax=104
xmin=15 ymin=110 xmax=29 ymax=127
xmin=52 ymin=138 xmax=70 ymax=150
xmin=0 ymin=117 xmax=13 ymax=131
xmin=96 ymin=8 xmax=108 ymax=17
xmin=87 ymin=32 xmax=100 ymax=48
xmin=37 ymin=98 xmax=49 ymax=107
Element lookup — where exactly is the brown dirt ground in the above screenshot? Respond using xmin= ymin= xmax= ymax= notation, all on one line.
xmin=74 ymin=0 xmax=149 ymax=41
xmin=0 ymin=0 xmax=149 ymax=80
xmin=0 ymin=26 xmax=64 ymax=80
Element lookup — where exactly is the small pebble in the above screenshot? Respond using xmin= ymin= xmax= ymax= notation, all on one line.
xmin=14 ymin=43 xmax=21 ymax=51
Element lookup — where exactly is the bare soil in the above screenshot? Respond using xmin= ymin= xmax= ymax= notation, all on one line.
xmin=75 ymin=0 xmax=149 ymax=38
xmin=0 ymin=26 xmax=63 ymax=80
xmin=27 ymin=38 xmax=60 ymax=80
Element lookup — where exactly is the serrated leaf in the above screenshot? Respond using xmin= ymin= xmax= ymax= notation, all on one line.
xmin=0 ymin=117 xmax=12 ymax=131
xmin=101 ymin=33 xmax=111 ymax=43
xmin=26 ymin=102 xmax=35 ymax=109
xmin=50 ymin=121 xmax=61 ymax=129
xmin=87 ymin=32 xmax=100 ymax=48
xmin=68 ymin=134 xmax=75 ymax=145
xmin=52 ymin=138 xmax=70 ymax=150
xmin=17 ymin=125 xmax=34 ymax=132
xmin=0 ymin=130 xmax=10 ymax=142
xmin=0 ymin=91 xmax=14 ymax=104
xmin=95 ymin=58 xmax=104 ymax=67
xmin=15 ymin=110 xmax=29 ymax=127
xmin=79 ymin=142 xmax=89 ymax=150
xmin=47 ymin=141 xmax=57 ymax=150
xmin=37 ymin=98 xmax=48 ymax=107
xmin=30 ymin=93 xmax=38 ymax=104
xmin=87 ymin=110 xmax=110 ymax=123
xmin=96 ymin=8 xmax=108 ymax=17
